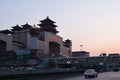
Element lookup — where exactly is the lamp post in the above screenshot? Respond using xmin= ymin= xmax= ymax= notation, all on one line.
xmin=80 ymin=45 xmax=83 ymax=51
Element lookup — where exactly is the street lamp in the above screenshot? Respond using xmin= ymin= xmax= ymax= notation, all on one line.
xmin=80 ymin=45 xmax=83 ymax=51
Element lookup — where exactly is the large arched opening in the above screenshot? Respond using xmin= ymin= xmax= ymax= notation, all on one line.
xmin=49 ymin=41 xmax=60 ymax=57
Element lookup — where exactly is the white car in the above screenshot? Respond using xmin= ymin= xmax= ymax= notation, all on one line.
xmin=84 ymin=69 xmax=98 ymax=78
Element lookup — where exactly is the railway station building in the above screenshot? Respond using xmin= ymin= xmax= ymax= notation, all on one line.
xmin=0 ymin=17 xmax=72 ymax=59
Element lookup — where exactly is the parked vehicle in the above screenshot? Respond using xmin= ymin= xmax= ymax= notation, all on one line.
xmin=84 ymin=69 xmax=98 ymax=78
xmin=113 ymin=68 xmax=119 ymax=72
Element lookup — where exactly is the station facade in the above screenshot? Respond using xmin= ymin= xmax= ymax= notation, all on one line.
xmin=0 ymin=17 xmax=72 ymax=59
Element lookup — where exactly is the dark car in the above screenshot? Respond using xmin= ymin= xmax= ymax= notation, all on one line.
xmin=113 ymin=68 xmax=119 ymax=72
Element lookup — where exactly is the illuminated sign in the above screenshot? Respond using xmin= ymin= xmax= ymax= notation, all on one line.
xmin=50 ymin=36 xmax=59 ymax=42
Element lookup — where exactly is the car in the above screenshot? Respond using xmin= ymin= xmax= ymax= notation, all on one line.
xmin=113 ymin=68 xmax=119 ymax=72
xmin=84 ymin=69 xmax=98 ymax=78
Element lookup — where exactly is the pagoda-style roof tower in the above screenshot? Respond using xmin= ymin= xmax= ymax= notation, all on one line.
xmin=64 ymin=39 xmax=72 ymax=48
xmin=38 ymin=16 xmax=59 ymax=34
xmin=0 ymin=29 xmax=13 ymax=34
xmin=22 ymin=23 xmax=32 ymax=29
xmin=12 ymin=24 xmax=22 ymax=31
xmin=29 ymin=25 xmax=40 ymax=36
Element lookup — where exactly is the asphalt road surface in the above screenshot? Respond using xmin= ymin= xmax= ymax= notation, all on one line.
xmin=63 ymin=71 xmax=120 ymax=80
xmin=8 ymin=71 xmax=120 ymax=80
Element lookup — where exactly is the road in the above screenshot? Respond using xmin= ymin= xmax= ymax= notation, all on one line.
xmin=7 ymin=71 xmax=120 ymax=80
xmin=63 ymin=71 xmax=120 ymax=80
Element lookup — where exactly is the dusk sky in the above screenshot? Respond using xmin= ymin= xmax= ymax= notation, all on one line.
xmin=0 ymin=0 xmax=120 ymax=56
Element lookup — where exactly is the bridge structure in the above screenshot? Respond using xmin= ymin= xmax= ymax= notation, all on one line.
xmin=44 ymin=55 xmax=120 ymax=72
